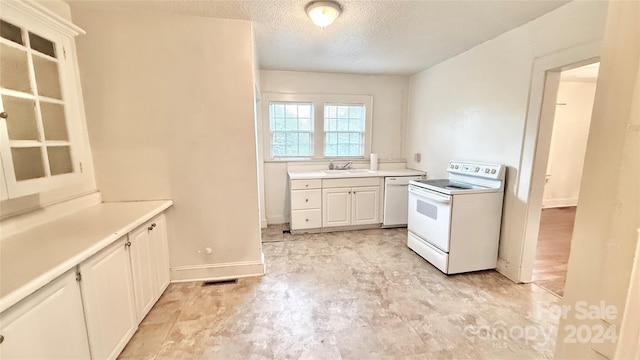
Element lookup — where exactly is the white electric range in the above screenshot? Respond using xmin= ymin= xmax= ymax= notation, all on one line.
xmin=407 ymin=161 xmax=505 ymax=274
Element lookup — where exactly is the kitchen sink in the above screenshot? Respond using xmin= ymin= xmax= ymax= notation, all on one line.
xmin=347 ymin=169 xmax=374 ymax=173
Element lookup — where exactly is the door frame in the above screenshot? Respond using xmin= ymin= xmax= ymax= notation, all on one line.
xmin=513 ymin=41 xmax=601 ymax=283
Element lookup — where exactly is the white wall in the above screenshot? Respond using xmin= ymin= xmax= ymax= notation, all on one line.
xmin=542 ymin=80 xmax=596 ymax=208
xmin=557 ymin=0 xmax=639 ymax=357
xmin=260 ymin=70 xmax=410 ymax=224
xmin=71 ymin=6 xmax=264 ymax=281
xmin=405 ymin=1 xmax=607 ymax=280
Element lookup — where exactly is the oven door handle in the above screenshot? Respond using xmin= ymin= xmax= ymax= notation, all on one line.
xmin=409 ymin=186 xmax=451 ymax=204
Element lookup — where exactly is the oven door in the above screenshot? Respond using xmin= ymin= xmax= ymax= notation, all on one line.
xmin=408 ymin=185 xmax=452 ymax=252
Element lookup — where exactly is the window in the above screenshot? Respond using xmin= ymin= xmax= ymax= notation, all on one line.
xmin=269 ymin=102 xmax=313 ymax=158
xmin=0 ymin=2 xmax=88 ymax=199
xmin=263 ymin=93 xmax=372 ymax=160
xmin=324 ymin=104 xmax=366 ymax=157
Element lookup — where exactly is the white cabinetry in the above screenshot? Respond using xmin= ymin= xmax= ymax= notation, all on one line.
xmin=80 ymin=238 xmax=137 ymax=360
xmin=322 ymin=184 xmax=380 ymax=228
xmin=290 ymin=176 xmax=382 ymax=232
xmin=0 ymin=270 xmax=90 ymax=359
xmin=290 ymin=179 xmax=322 ymax=230
xmin=149 ymin=214 xmax=170 ymax=296
xmin=0 ymin=202 xmax=172 ymax=360
xmin=0 ymin=0 xmax=91 ymax=199
xmin=352 ymin=186 xmax=380 ymax=225
xmin=322 ymin=188 xmax=351 ymax=227
xmin=129 ymin=225 xmax=156 ymax=322
xmin=129 ymin=214 xmax=170 ymax=322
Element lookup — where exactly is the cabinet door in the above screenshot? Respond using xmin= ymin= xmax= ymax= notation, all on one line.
xmin=149 ymin=214 xmax=170 ymax=299
xmin=129 ymin=226 xmax=156 ymax=322
xmin=80 ymin=238 xmax=137 ymax=360
xmin=323 ymin=188 xmax=351 ymax=227
xmin=352 ymin=186 xmax=380 ymax=225
xmin=0 ymin=270 xmax=90 ymax=359
xmin=0 ymin=5 xmax=86 ymax=199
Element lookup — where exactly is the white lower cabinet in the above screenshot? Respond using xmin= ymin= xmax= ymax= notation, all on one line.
xmin=129 ymin=214 xmax=170 ymax=322
xmin=129 ymin=225 xmax=156 ymax=322
xmin=352 ymin=187 xmax=380 ymax=225
xmin=80 ymin=238 xmax=137 ymax=360
xmin=290 ymin=180 xmax=323 ymax=231
xmin=0 ymin=207 xmax=171 ymax=360
xmin=149 ymin=214 xmax=170 ymax=298
xmin=0 ymin=270 xmax=91 ymax=360
xmin=322 ymin=188 xmax=351 ymax=227
xmin=322 ymin=186 xmax=380 ymax=228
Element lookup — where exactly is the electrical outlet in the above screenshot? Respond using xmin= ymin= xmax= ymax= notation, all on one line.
xmin=414 ymin=153 xmax=421 ymax=162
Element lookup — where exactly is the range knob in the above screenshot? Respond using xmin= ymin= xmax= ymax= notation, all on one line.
xmin=484 ymin=168 xmax=490 ymax=173
xmin=454 ymin=165 xmax=459 ymax=169
xmin=491 ymin=169 xmax=496 ymax=174
xmin=474 ymin=167 xmax=479 ymax=172
xmin=450 ymin=164 xmax=454 ymax=168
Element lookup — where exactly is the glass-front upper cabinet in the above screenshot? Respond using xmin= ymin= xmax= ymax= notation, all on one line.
xmin=0 ymin=1 xmax=88 ymax=199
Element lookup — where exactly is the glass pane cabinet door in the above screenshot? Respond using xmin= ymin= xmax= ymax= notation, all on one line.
xmin=0 ymin=12 xmax=82 ymax=199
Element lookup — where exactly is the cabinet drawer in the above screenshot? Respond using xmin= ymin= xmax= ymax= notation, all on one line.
xmin=291 ymin=179 xmax=321 ymax=190
xmin=291 ymin=189 xmax=321 ymax=210
xmin=291 ymin=209 xmax=322 ymax=230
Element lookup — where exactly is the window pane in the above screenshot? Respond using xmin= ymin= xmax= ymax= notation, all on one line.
xmin=1 ymin=20 xmax=23 ymax=45
xmin=272 ymin=104 xmax=284 ymax=117
xmin=324 ymin=104 xmax=366 ymax=157
xmin=12 ymin=147 xmax=45 ymax=181
xmin=3 ymin=95 xmax=39 ymax=140
xmin=29 ymin=32 xmax=56 ymax=58
xmin=325 ymin=144 xmax=337 ymax=157
xmin=33 ymin=55 xmax=62 ymax=99
xmin=269 ymin=102 xmax=313 ymax=158
xmin=285 ymin=117 xmax=298 ymax=131
xmin=273 ymin=132 xmax=286 ymax=146
xmin=299 ymin=133 xmax=310 ymax=145
xmin=336 ymin=118 xmax=348 ymax=131
xmin=0 ymin=43 xmax=31 ymax=93
xmin=299 ymin=117 xmax=311 ymax=131
xmin=41 ymin=102 xmax=68 ymax=141
xmin=48 ymin=146 xmax=73 ymax=175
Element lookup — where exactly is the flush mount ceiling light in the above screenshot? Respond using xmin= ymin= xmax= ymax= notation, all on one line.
xmin=305 ymin=1 xmax=342 ymax=28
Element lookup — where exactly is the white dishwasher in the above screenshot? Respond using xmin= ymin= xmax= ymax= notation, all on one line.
xmin=383 ymin=176 xmax=424 ymax=227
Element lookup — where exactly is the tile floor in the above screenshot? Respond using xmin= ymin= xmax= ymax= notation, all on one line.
xmin=119 ymin=227 xmax=561 ymax=359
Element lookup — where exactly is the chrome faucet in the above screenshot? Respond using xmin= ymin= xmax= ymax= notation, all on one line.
xmin=338 ymin=161 xmax=353 ymax=170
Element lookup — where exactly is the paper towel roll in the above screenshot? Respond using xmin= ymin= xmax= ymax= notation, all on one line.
xmin=370 ymin=153 xmax=379 ymax=171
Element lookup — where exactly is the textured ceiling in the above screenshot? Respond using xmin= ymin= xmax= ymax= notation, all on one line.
xmin=68 ymin=0 xmax=570 ymax=75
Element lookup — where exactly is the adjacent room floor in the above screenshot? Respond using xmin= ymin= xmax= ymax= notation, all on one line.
xmin=119 ymin=228 xmax=561 ymax=359
xmin=532 ymin=207 xmax=576 ymax=297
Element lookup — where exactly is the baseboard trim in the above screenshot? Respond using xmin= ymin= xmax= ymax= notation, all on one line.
xmin=260 ymin=218 xmax=268 ymax=228
xmin=170 ymin=260 xmax=265 ymax=282
xmin=266 ymin=214 xmax=288 ymax=225
xmin=542 ymin=198 xmax=578 ymax=208
xmin=496 ymin=258 xmax=521 ymax=283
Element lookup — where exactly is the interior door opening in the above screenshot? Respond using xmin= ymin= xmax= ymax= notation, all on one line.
xmin=531 ymin=62 xmax=599 ymax=297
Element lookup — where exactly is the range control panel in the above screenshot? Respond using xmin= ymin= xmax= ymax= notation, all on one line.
xmin=447 ymin=161 xmax=504 ymax=180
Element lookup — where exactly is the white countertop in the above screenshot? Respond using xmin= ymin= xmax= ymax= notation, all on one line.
xmin=0 ymin=200 xmax=173 ymax=313
xmin=288 ymin=168 xmax=425 ymax=180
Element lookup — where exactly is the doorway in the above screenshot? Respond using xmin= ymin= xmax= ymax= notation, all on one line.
xmin=531 ymin=63 xmax=599 ymax=297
